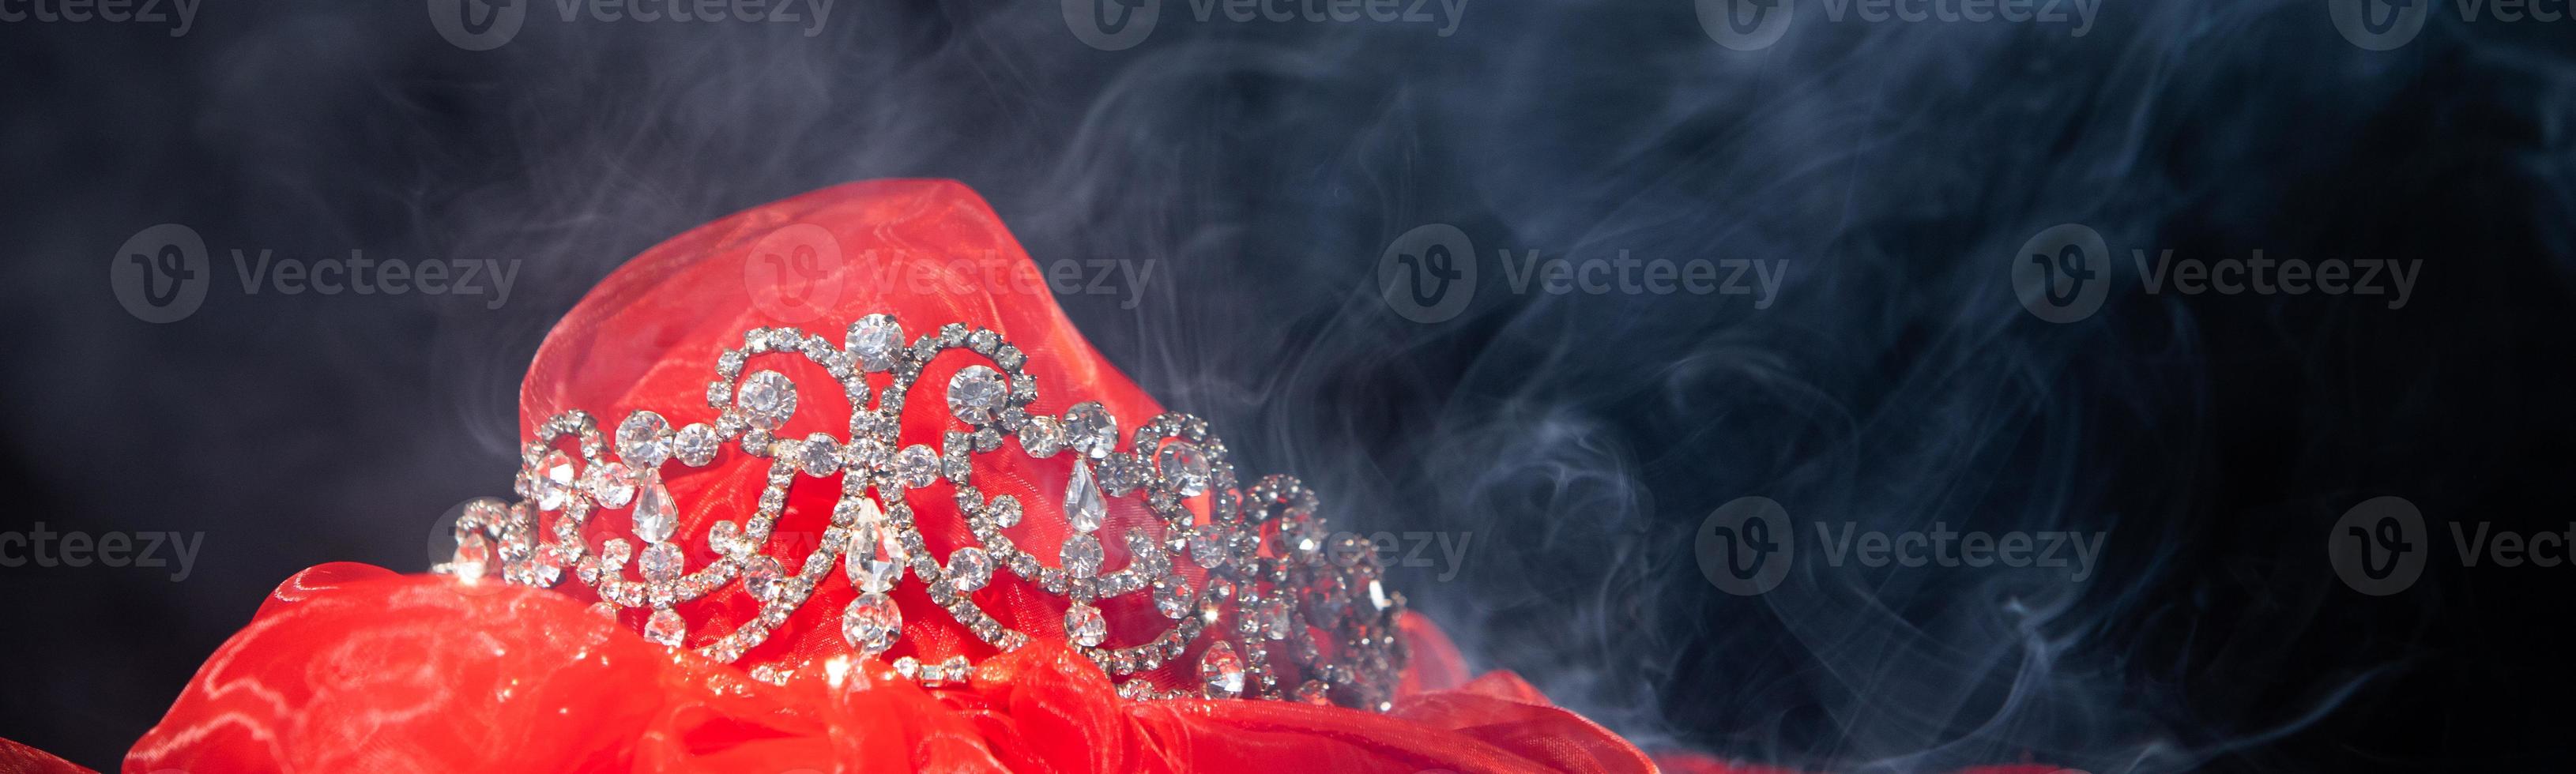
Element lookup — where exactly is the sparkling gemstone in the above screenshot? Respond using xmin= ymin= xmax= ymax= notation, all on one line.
xmin=640 ymin=542 xmax=684 ymax=582
xmin=599 ymin=538 xmax=633 ymax=568
xmin=947 ymin=365 xmax=1008 ymax=424
xmin=631 ymin=472 xmax=679 ymax=543
xmin=842 ymin=592 xmax=902 ymax=653
xmin=616 ymin=411 xmax=671 ymax=468
xmin=1064 ymin=461 xmax=1108 ymax=534
xmin=1018 ymin=416 xmax=1067 ymax=457
xmin=799 ymin=433 xmax=842 ymax=475
xmin=644 ymin=608 xmax=686 ymax=647
xmin=845 ymin=527 xmax=908 ymax=593
xmin=673 ymin=423 xmax=721 ymax=466
xmin=1098 ymin=454 xmax=1147 ymax=496
xmin=1260 ymin=603 xmax=1293 ymax=640
xmin=1063 ymin=603 xmax=1108 ymax=648
xmin=740 ymin=555 xmax=785 ymax=602
xmin=451 ymin=533 xmax=492 ymax=578
xmin=845 ymin=314 xmax=904 ymax=372
xmin=529 ymin=548 xmax=565 ymax=585
xmin=1060 ymin=534 xmax=1105 ymax=578
xmin=536 ymin=450 xmax=577 ymax=511
xmin=989 ymin=495 xmax=1022 ymax=528
xmin=708 ymin=520 xmax=754 ymax=557
xmin=583 ymin=461 xmax=636 ymax=507
xmin=1154 ymin=579 xmax=1192 ymax=619
xmin=1367 ymin=580 xmax=1394 ymax=612
xmin=1062 ymin=402 xmax=1117 ymax=460
xmin=894 ymin=445 xmax=940 ymax=488
xmin=736 ymin=370 xmax=797 ymax=429
xmin=1157 ymin=441 xmax=1211 ymax=497
xmin=1190 ymin=524 xmax=1228 ymax=568
xmin=945 ymin=547 xmax=993 ymax=593
xmin=1199 ymin=641 xmax=1246 ymax=698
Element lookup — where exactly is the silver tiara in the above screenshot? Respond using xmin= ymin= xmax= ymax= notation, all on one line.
xmin=437 ymin=315 xmax=1409 ymax=709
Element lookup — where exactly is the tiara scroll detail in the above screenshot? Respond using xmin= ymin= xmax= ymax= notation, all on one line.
xmin=436 ymin=316 xmax=1409 ymax=709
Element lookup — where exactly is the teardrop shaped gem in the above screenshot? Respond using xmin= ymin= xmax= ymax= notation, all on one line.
xmin=1064 ymin=461 xmax=1108 ymax=534
xmin=1199 ymin=641 xmax=1246 ymax=699
xmin=631 ymin=472 xmax=678 ymax=544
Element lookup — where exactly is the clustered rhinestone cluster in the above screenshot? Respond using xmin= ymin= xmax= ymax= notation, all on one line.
xmin=436 ymin=315 xmax=1407 ymax=708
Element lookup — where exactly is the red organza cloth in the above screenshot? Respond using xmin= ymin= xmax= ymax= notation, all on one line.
xmin=0 ymin=180 xmax=2042 ymax=773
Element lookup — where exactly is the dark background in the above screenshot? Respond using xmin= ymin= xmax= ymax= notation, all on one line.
xmin=5 ymin=1 xmax=2574 ymax=771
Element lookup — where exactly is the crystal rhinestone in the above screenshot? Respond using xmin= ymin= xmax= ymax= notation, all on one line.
xmin=1018 ymin=415 xmax=1067 ymax=458
xmin=834 ymin=496 xmax=883 ymax=528
xmin=842 ymin=592 xmax=902 ymax=653
xmin=599 ymin=538 xmax=633 ymax=568
xmin=1099 ymin=454 xmax=1147 ymax=496
xmin=1199 ymin=641 xmax=1247 ymax=699
xmin=536 ymin=450 xmax=577 ymax=511
xmin=894 ymin=445 xmax=940 ymax=488
xmin=798 ymin=433 xmax=842 ymax=475
xmin=988 ymin=495 xmax=1022 ymax=528
xmin=1154 ymin=579 xmax=1192 ymax=619
xmin=945 ymin=547 xmax=993 ymax=593
xmin=451 ymin=533 xmax=492 ymax=578
xmin=947 ymin=365 xmax=1008 ymax=425
xmin=708 ymin=520 xmax=755 ymax=557
xmin=640 ymin=542 xmax=684 ymax=582
xmin=499 ymin=524 xmax=534 ymax=564
xmin=616 ymin=411 xmax=671 ymax=468
xmin=1157 ymin=441 xmax=1212 ymax=497
xmin=845 ymin=527 xmax=908 ymax=593
xmin=644 ymin=608 xmax=686 ymax=647
xmin=846 ymin=314 xmax=904 ymax=372
xmin=1260 ymin=602 xmax=1293 ymax=640
xmin=529 ymin=548 xmax=566 ymax=585
xmin=583 ymin=461 xmax=636 ymax=507
xmin=1293 ymin=681 xmax=1331 ymax=704
xmin=1060 ymin=534 xmax=1105 ymax=578
xmin=740 ymin=555 xmax=786 ymax=602
xmin=673 ymin=423 xmax=721 ymax=467
xmin=737 ymin=370 xmax=797 ymax=430
xmin=631 ymin=472 xmax=679 ymax=544
xmin=1062 ymin=402 xmax=1117 ymax=460
xmin=1064 ymin=461 xmax=1108 ymax=533
xmin=1064 ymin=603 xmax=1108 ymax=648
xmin=1190 ymin=524 xmax=1228 ymax=568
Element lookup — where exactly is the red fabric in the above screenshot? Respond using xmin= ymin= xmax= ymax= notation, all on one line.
xmin=0 ymin=180 xmax=2045 ymax=772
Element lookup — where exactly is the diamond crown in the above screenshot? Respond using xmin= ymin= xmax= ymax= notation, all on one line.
xmin=442 ymin=314 xmax=1408 ymax=708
